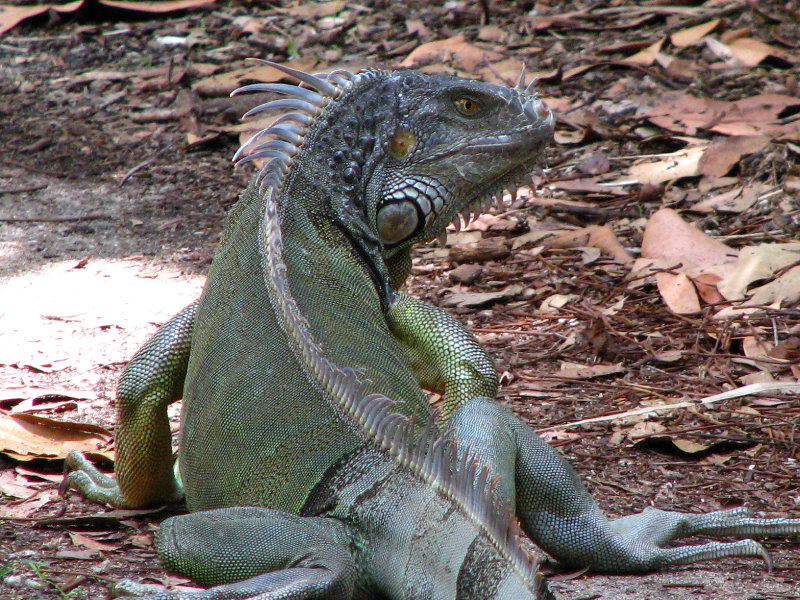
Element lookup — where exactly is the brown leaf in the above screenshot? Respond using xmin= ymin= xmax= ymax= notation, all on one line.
xmin=745 ymin=265 xmax=800 ymax=308
xmin=69 ymin=532 xmax=118 ymax=551
xmin=717 ymin=243 xmax=800 ymax=300
xmin=628 ymin=144 xmax=707 ymax=185
xmin=640 ymin=209 xmax=739 ymax=312
xmin=641 ymin=208 xmax=737 ymax=268
xmin=698 ymin=135 xmax=770 ymax=178
xmin=670 ymin=19 xmax=720 ymax=47
xmin=0 ymin=411 xmax=113 ymax=461
xmin=0 ymin=0 xmax=217 ymax=34
xmin=727 ymin=38 xmax=797 ymax=67
xmin=400 ymin=36 xmax=503 ymax=71
xmin=644 ymin=92 xmax=800 ymax=137
xmin=623 ymin=37 xmax=665 ymax=66
xmin=0 ymin=489 xmax=58 ymax=519
xmin=0 ymin=470 xmax=36 ymax=499
xmin=690 ymin=272 xmax=725 ymax=304
xmin=280 ymin=0 xmax=342 ymax=19
xmin=192 ymin=57 xmax=321 ymax=97
xmin=742 ymin=335 xmax=772 ymax=359
xmin=690 ymin=184 xmax=762 ymax=214
xmin=768 ymin=337 xmax=800 ymax=362
xmin=558 ymin=362 xmax=626 ymax=380
xmin=440 ymin=284 xmax=523 ymax=309
xmin=655 ymin=272 xmax=701 ymax=314
xmin=546 ymin=225 xmax=633 ymax=264
xmin=538 ymin=293 xmax=578 ymax=315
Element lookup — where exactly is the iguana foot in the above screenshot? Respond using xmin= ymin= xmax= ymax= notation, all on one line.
xmin=120 ymin=507 xmax=359 ymax=600
xmin=605 ymin=506 xmax=800 ymax=572
xmin=62 ymin=450 xmax=184 ymax=508
xmin=112 ymin=571 xmax=346 ymax=600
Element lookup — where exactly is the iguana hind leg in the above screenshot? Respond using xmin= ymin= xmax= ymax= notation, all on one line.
xmin=449 ymin=397 xmax=800 ymax=574
xmin=114 ymin=507 xmax=358 ymax=599
xmin=63 ymin=301 xmax=198 ymax=508
xmin=386 ymin=292 xmax=497 ymax=423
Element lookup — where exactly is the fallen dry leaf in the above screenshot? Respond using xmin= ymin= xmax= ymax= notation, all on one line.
xmin=628 ymin=144 xmax=707 ymax=184
xmin=742 ymin=335 xmax=773 ymax=360
xmin=727 ymin=38 xmax=797 ymax=67
xmin=0 ymin=0 xmax=216 ymax=34
xmin=538 ymin=293 xmax=578 ymax=315
xmin=717 ymin=243 xmax=800 ymax=300
xmin=697 ymin=135 xmax=770 ymax=178
xmin=745 ymin=265 xmax=800 ymax=308
xmin=641 ymin=208 xmax=737 ymax=268
xmin=440 ymin=284 xmax=523 ymax=309
xmin=640 ymin=209 xmax=740 ymax=313
xmin=546 ymin=225 xmax=633 ymax=264
xmin=623 ymin=37 xmax=665 ymax=67
xmin=0 ymin=469 xmax=36 ymax=499
xmin=655 ymin=272 xmax=701 ymax=314
xmin=644 ymin=92 xmax=800 ymax=138
xmin=670 ymin=19 xmax=720 ymax=47
xmin=400 ymin=36 xmax=503 ymax=71
xmin=279 ymin=0 xmax=342 ymax=20
xmin=690 ymin=272 xmax=725 ymax=303
xmin=690 ymin=184 xmax=762 ymax=214
xmin=192 ymin=57 xmax=321 ymax=97
xmin=0 ymin=488 xmax=59 ymax=519
xmin=558 ymin=362 xmax=626 ymax=380
xmin=0 ymin=411 xmax=113 ymax=461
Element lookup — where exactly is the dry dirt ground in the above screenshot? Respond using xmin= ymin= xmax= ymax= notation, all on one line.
xmin=1 ymin=1 xmax=799 ymax=599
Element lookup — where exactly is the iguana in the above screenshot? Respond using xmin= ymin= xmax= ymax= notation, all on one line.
xmin=63 ymin=62 xmax=800 ymax=599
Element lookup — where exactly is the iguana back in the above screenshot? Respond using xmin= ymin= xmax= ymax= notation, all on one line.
xmin=182 ymin=176 xmax=429 ymax=512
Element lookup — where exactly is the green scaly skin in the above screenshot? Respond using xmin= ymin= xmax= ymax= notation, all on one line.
xmin=62 ymin=63 xmax=800 ymax=599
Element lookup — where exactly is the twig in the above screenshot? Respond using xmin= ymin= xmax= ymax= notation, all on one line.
xmin=0 ymin=214 xmax=113 ymax=223
xmin=537 ymin=382 xmax=800 ymax=432
xmin=119 ymin=146 xmax=172 ymax=187
xmin=0 ymin=158 xmax=71 ymax=178
xmin=0 ymin=184 xmax=47 ymax=194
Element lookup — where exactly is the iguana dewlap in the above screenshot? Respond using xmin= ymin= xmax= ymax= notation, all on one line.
xmin=64 ymin=62 xmax=800 ymax=600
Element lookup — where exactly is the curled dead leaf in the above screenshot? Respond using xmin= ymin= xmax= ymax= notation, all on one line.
xmin=0 ymin=411 xmax=113 ymax=461
xmin=546 ymin=225 xmax=633 ymax=264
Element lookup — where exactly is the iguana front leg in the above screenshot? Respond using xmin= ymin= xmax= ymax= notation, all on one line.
xmin=114 ymin=507 xmax=358 ymax=599
xmin=386 ymin=292 xmax=497 ymax=423
xmin=449 ymin=397 xmax=800 ymax=573
xmin=62 ymin=301 xmax=198 ymax=508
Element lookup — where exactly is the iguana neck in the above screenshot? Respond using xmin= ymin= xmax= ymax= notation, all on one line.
xmin=275 ymin=72 xmax=399 ymax=304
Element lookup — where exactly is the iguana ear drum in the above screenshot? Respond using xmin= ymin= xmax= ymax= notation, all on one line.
xmin=377 ymin=199 xmax=421 ymax=245
xmin=389 ymin=128 xmax=416 ymax=159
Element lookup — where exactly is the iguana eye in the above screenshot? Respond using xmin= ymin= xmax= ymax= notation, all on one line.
xmin=453 ymin=96 xmax=482 ymax=116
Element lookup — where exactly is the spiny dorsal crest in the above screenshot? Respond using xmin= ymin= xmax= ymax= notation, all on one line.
xmin=233 ymin=60 xmax=544 ymax=590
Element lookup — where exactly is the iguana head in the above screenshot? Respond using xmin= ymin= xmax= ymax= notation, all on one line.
xmin=234 ymin=62 xmax=553 ymax=291
xmin=364 ymin=69 xmax=553 ymax=256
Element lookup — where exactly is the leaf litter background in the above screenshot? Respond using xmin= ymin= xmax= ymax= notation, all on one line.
xmin=1 ymin=0 xmax=799 ymax=598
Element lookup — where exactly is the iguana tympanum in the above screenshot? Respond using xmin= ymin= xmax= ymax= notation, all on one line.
xmin=64 ymin=62 xmax=800 ymax=600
